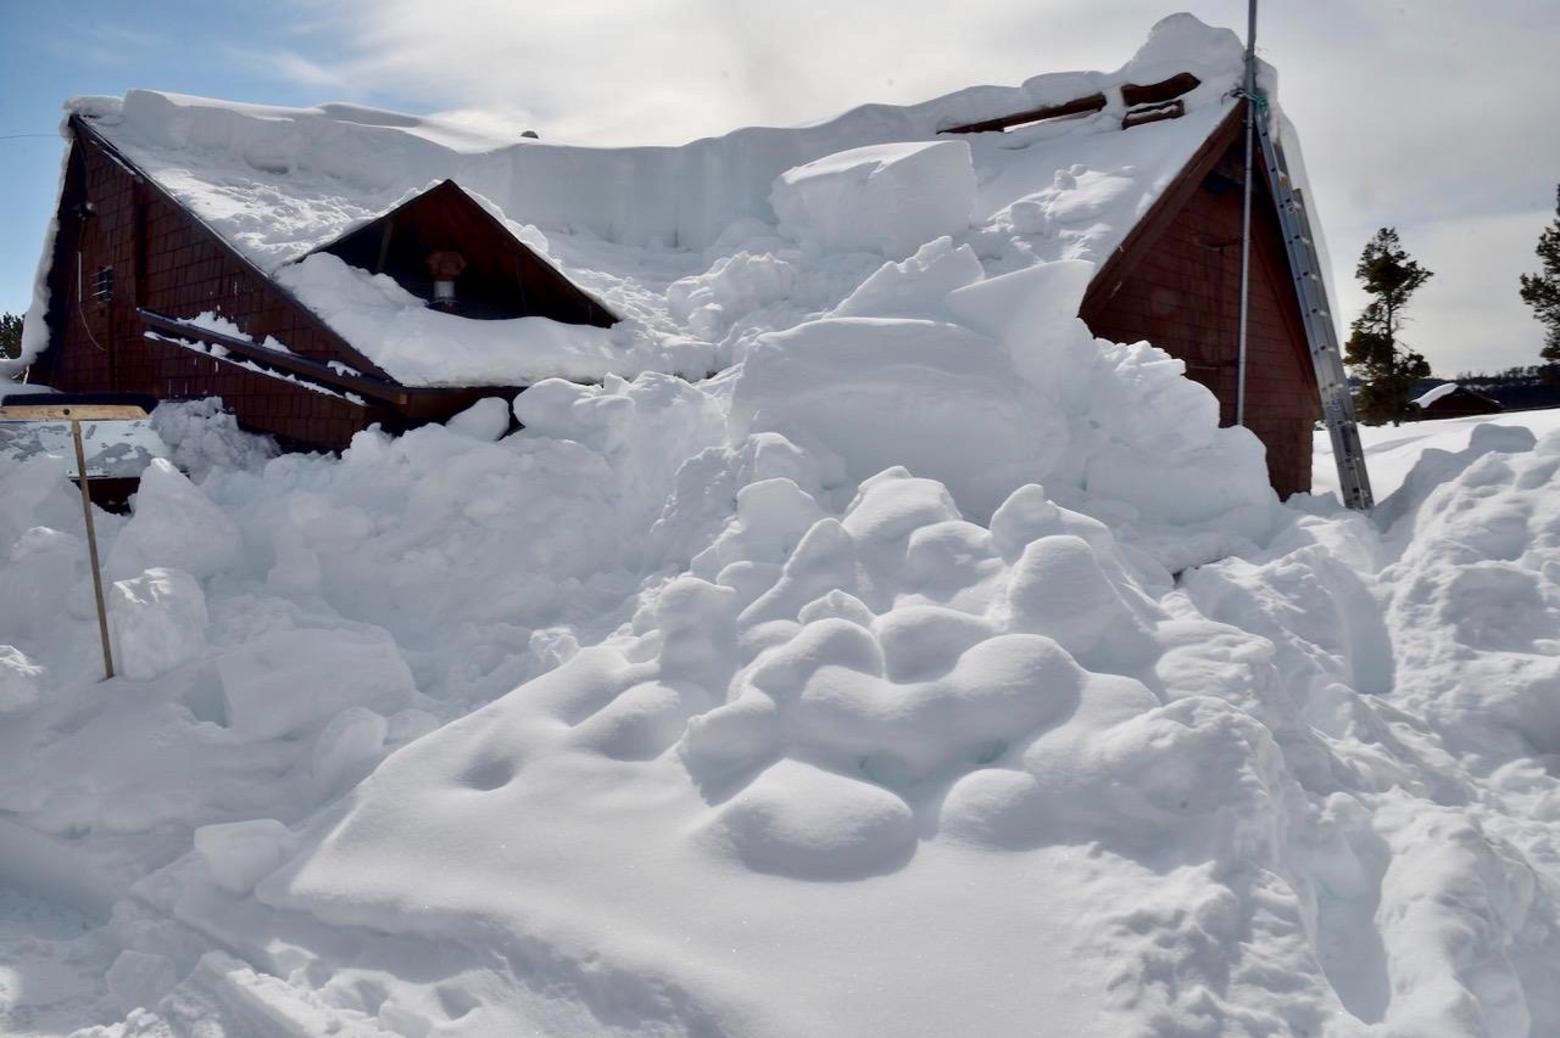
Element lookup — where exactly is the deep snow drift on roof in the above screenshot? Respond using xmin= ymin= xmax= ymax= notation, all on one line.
xmin=18 ymin=14 xmax=1262 ymax=389
xmin=62 ymin=13 xmax=1250 ymax=267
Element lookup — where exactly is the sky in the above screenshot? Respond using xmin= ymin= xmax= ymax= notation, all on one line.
xmin=0 ymin=0 xmax=1556 ymax=376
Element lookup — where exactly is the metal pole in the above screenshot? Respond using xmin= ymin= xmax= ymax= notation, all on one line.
xmin=69 ymin=415 xmax=115 ymax=680
xmin=1235 ymin=0 xmax=1258 ymax=427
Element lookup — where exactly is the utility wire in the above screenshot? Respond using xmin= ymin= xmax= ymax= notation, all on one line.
xmin=0 ymin=133 xmax=58 ymax=141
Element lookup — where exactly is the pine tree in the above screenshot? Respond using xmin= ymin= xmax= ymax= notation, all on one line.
xmin=0 ymin=312 xmax=21 ymax=360
xmin=1343 ymin=228 xmax=1433 ymax=425
xmin=1519 ymin=184 xmax=1560 ymax=363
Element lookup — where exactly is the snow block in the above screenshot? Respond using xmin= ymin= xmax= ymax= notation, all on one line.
xmin=310 ymin=707 xmax=389 ymax=796
xmin=732 ymin=319 xmax=1069 ymax=522
xmin=106 ymin=949 xmax=179 ymax=1014
xmin=0 ymin=645 xmax=45 ymax=715
xmin=446 ymin=396 xmax=512 ymax=441
xmin=832 ymin=237 xmax=985 ymax=320
xmin=771 ymin=140 xmax=976 ymax=258
xmin=193 ymin=818 xmax=295 ymax=895
xmin=109 ymin=567 xmax=208 ymax=680
xmin=217 ymin=627 xmax=416 ymax=740
xmin=107 ymin=458 xmax=242 ymax=580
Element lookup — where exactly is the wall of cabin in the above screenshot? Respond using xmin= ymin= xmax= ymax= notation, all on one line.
xmin=32 ymin=129 xmax=391 ymax=450
xmin=1081 ymin=134 xmax=1320 ymax=499
xmin=35 ymin=121 xmax=1324 ymax=491
xmin=1420 ymin=391 xmax=1503 ymax=420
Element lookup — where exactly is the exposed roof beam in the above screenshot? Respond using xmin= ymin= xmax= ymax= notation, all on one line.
xmin=939 ymin=72 xmax=1202 ymax=135
xmin=138 ymin=309 xmax=410 ymax=404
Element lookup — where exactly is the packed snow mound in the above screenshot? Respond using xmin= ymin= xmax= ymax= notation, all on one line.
xmin=6 ymin=406 xmax=1560 ymax=1032
xmin=770 ymin=139 xmax=977 ymax=258
xmin=1378 ymin=426 xmax=1560 ymax=760
xmin=718 ymin=254 xmax=1275 ymax=542
xmin=246 ymin=434 xmax=1560 ymax=1035
xmin=256 ymin=472 xmax=1320 ymax=1033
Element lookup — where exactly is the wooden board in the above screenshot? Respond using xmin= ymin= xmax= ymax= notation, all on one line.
xmin=0 ymin=403 xmax=149 ymax=420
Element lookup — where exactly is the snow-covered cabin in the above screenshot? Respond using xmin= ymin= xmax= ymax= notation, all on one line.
xmin=16 ymin=14 xmax=1330 ymax=495
xmin=1412 ymin=382 xmax=1504 ymax=420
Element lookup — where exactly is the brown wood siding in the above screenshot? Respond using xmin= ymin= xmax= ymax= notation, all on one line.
xmin=32 ymin=130 xmax=401 ymax=448
xmin=1080 ymin=124 xmax=1320 ymax=498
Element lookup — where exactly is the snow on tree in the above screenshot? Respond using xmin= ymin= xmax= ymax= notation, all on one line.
xmin=1344 ymin=227 xmax=1433 ymax=425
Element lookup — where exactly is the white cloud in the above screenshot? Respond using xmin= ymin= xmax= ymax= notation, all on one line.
xmin=232 ymin=47 xmax=347 ymax=89
xmin=280 ymin=0 xmax=1559 ymax=374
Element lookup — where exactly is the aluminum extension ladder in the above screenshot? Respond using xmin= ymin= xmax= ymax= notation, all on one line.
xmin=1252 ymin=101 xmax=1375 ymax=510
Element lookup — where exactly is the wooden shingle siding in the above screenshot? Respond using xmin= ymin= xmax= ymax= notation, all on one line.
xmin=1081 ymin=109 xmax=1320 ymax=498
xmin=33 ymin=128 xmax=402 ymax=448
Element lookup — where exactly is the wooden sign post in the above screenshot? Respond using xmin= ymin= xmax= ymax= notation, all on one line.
xmin=0 ymin=402 xmax=150 ymax=681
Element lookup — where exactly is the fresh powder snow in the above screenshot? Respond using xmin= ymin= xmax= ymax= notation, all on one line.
xmin=3 ymin=12 xmax=1560 ymax=1038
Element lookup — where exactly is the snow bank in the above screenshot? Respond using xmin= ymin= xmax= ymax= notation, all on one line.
xmin=243 ymin=421 xmax=1560 ymax=1034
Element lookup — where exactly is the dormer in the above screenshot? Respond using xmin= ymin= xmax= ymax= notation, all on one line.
xmin=307 ymin=180 xmax=616 ymax=327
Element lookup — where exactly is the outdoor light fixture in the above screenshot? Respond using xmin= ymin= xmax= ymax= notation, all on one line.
xmin=425 ymin=250 xmax=467 ymax=310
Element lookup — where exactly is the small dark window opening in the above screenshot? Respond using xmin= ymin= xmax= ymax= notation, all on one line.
xmin=1201 ymin=170 xmax=1240 ymax=196
xmin=92 ymin=266 xmax=115 ymax=305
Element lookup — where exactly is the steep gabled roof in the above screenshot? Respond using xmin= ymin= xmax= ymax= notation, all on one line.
xmin=306 ymin=179 xmax=615 ymax=327
xmin=17 ymin=14 xmax=1335 ymax=396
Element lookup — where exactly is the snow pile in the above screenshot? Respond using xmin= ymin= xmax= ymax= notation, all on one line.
xmin=214 ymin=425 xmax=1551 ymax=1037
xmin=6 ymin=406 xmax=1560 ymax=1034
xmin=1380 ymin=425 xmax=1560 ymax=760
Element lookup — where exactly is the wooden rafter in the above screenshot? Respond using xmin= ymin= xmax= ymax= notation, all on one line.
xmin=939 ymin=72 xmax=1201 ymax=135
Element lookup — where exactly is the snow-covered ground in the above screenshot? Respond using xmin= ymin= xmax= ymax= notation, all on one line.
xmin=5 ymin=13 xmax=1560 ymax=1037
xmin=1315 ymin=409 xmax=1560 ymax=498
xmin=7 ymin=387 xmax=1560 ymax=1037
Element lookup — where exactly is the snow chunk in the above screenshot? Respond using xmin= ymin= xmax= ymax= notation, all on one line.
xmin=217 ymin=627 xmax=416 ymax=739
xmin=149 ymin=398 xmax=278 ymax=479
xmin=0 ymin=645 xmax=45 ymax=715
xmin=311 ymin=707 xmax=389 ymax=796
xmin=445 ymin=396 xmax=512 ymax=441
xmin=105 ymin=949 xmax=179 ymax=1015
xmin=106 ymin=458 xmax=242 ymax=580
xmin=731 ymin=318 xmax=1069 ymax=522
xmin=194 ymin=818 xmax=296 ymax=895
xmin=771 ymin=140 xmax=976 ymax=259
xmin=832 ymin=237 xmax=985 ymax=320
xmin=109 ymin=567 xmax=209 ymax=680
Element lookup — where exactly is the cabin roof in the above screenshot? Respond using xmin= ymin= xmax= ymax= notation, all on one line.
xmin=21 ymin=13 xmax=1331 ymax=393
